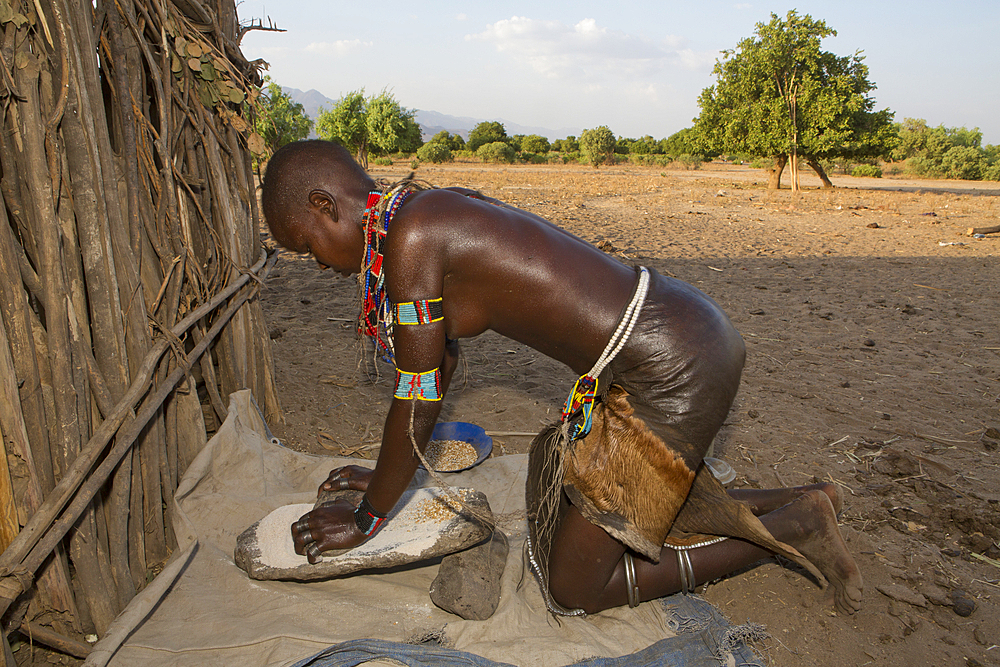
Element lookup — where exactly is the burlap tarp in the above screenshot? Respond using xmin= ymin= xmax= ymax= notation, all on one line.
xmin=83 ymin=391 xmax=762 ymax=667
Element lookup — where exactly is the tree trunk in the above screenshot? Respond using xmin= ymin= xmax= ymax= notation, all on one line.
xmin=767 ymin=154 xmax=788 ymax=189
xmin=806 ymin=156 xmax=834 ymax=188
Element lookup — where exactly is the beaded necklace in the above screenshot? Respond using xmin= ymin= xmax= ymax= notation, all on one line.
xmin=358 ymin=186 xmax=411 ymax=361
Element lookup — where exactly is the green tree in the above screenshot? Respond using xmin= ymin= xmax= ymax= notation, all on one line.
xmin=366 ymin=91 xmax=422 ymax=156
xmin=624 ymin=135 xmax=659 ymax=155
xmin=476 ymin=141 xmax=515 ymax=164
xmin=660 ymin=128 xmax=705 ymax=158
xmin=315 ymin=89 xmax=422 ymax=167
xmin=694 ymin=10 xmax=894 ymax=189
xmin=253 ymin=77 xmax=312 ymax=165
xmin=416 ymin=142 xmax=453 ymax=163
xmin=579 ymin=126 xmax=617 ymax=167
xmin=521 ymin=134 xmax=551 ymax=154
xmin=315 ymin=90 xmax=368 ymax=164
xmin=891 ymin=118 xmax=994 ymax=180
xmin=552 ymin=136 xmax=579 ymax=152
xmin=467 ymin=121 xmax=508 ymax=151
xmin=429 ymin=130 xmax=466 ymax=151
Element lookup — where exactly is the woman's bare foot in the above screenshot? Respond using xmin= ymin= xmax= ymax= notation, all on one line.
xmin=727 ymin=482 xmax=843 ymax=517
xmin=765 ymin=489 xmax=863 ymax=614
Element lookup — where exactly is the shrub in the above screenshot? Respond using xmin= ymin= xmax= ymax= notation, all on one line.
xmin=521 ymin=134 xmax=551 ymax=154
xmin=628 ymin=154 xmax=671 ymax=167
xmin=851 ymin=164 xmax=883 ymax=178
xmin=518 ymin=152 xmax=548 ymax=164
xmin=941 ymin=146 xmax=985 ymax=180
xmin=372 ymin=156 xmax=393 ymax=166
xmin=476 ymin=141 xmax=516 ymax=164
xmin=675 ymin=154 xmax=703 ymax=170
xmin=416 ymin=142 xmax=453 ymax=163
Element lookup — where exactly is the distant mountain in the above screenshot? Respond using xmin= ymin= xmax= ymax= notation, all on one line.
xmin=414 ymin=110 xmax=579 ymax=143
xmin=283 ymin=87 xmax=337 ymax=125
xmin=283 ymin=87 xmax=579 ymax=143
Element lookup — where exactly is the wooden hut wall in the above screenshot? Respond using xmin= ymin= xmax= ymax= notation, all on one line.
xmin=0 ymin=0 xmax=280 ymax=639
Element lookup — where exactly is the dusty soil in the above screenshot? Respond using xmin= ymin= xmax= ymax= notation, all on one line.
xmin=253 ymin=161 xmax=1000 ymax=667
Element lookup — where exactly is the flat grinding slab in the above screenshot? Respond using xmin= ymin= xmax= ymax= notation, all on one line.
xmin=235 ymin=487 xmax=494 ymax=581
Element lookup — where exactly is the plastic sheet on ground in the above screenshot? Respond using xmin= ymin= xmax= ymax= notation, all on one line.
xmin=84 ymin=391 xmax=763 ymax=667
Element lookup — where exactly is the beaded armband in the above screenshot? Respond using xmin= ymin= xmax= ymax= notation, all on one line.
xmin=394 ymin=298 xmax=444 ymax=325
xmin=394 ymin=368 xmax=442 ymax=401
xmin=354 ymin=495 xmax=388 ymax=536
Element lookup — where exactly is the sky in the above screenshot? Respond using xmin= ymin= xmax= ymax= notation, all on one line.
xmin=239 ymin=1 xmax=1000 ymax=144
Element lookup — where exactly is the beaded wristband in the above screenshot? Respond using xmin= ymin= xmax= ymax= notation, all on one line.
xmin=354 ymin=495 xmax=388 ymax=536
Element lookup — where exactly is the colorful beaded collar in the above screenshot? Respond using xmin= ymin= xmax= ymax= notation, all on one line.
xmin=358 ymin=186 xmax=411 ymax=361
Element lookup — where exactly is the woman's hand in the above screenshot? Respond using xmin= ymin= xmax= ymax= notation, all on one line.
xmin=317 ymin=465 xmax=373 ymax=496
xmin=291 ymin=500 xmax=366 ymax=563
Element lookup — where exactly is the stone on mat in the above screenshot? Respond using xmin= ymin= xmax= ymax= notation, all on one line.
xmin=429 ymin=530 xmax=509 ymax=620
xmin=235 ymin=487 xmax=494 ymax=581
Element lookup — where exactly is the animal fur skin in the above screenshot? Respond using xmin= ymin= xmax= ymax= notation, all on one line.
xmin=562 ymin=386 xmax=824 ymax=583
xmin=563 ymin=386 xmax=695 ymax=561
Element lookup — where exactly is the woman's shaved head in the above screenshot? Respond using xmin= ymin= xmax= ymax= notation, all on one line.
xmin=260 ymin=140 xmax=371 ymax=240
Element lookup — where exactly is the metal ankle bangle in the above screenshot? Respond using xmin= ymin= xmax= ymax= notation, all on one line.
xmin=675 ymin=548 xmax=696 ymax=594
xmin=623 ymin=552 xmax=640 ymax=608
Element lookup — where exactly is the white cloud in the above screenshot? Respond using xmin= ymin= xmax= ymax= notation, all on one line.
xmin=455 ymin=13 xmax=467 ymax=21
xmin=467 ymin=16 xmax=713 ymax=80
xmin=677 ymin=48 xmax=719 ymax=70
xmin=304 ymin=39 xmax=373 ymax=56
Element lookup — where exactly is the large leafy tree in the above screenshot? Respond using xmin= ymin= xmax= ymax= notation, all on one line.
xmin=315 ymin=90 xmax=422 ymax=167
xmin=695 ymin=10 xmax=894 ymax=189
xmin=315 ymin=90 xmax=367 ymax=162
xmin=254 ymin=77 xmax=313 ymax=162
xmin=580 ymin=126 xmax=617 ymax=167
xmin=467 ymin=121 xmax=508 ymax=152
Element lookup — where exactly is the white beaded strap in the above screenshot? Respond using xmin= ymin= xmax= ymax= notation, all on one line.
xmin=664 ymin=536 xmax=728 ymax=551
xmin=586 ymin=267 xmax=650 ymax=380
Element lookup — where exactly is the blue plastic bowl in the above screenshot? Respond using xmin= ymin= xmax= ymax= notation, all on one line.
xmin=422 ymin=422 xmax=493 ymax=473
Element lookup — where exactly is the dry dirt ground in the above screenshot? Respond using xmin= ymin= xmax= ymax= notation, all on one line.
xmin=12 ymin=164 xmax=998 ymax=666
xmin=256 ymin=162 xmax=999 ymax=667
xmin=18 ymin=161 xmax=994 ymax=667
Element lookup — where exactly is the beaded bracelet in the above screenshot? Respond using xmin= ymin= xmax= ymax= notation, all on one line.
xmin=354 ymin=495 xmax=388 ymax=536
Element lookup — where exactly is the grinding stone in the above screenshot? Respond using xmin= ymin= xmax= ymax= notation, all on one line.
xmin=430 ymin=530 xmax=509 ymax=620
xmin=235 ymin=487 xmax=494 ymax=581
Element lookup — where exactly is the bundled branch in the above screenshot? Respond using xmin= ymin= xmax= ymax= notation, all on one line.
xmin=0 ymin=0 xmax=280 ymax=649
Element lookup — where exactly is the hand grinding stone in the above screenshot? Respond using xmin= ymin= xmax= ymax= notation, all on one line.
xmin=235 ymin=487 xmax=494 ymax=581
xmin=429 ymin=530 xmax=509 ymax=620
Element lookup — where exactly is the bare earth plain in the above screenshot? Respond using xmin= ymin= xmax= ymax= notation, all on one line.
xmin=259 ymin=162 xmax=999 ymax=667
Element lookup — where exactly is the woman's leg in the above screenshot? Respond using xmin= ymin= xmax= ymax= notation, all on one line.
xmin=727 ymin=482 xmax=843 ymax=516
xmin=547 ymin=489 xmax=862 ymax=615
